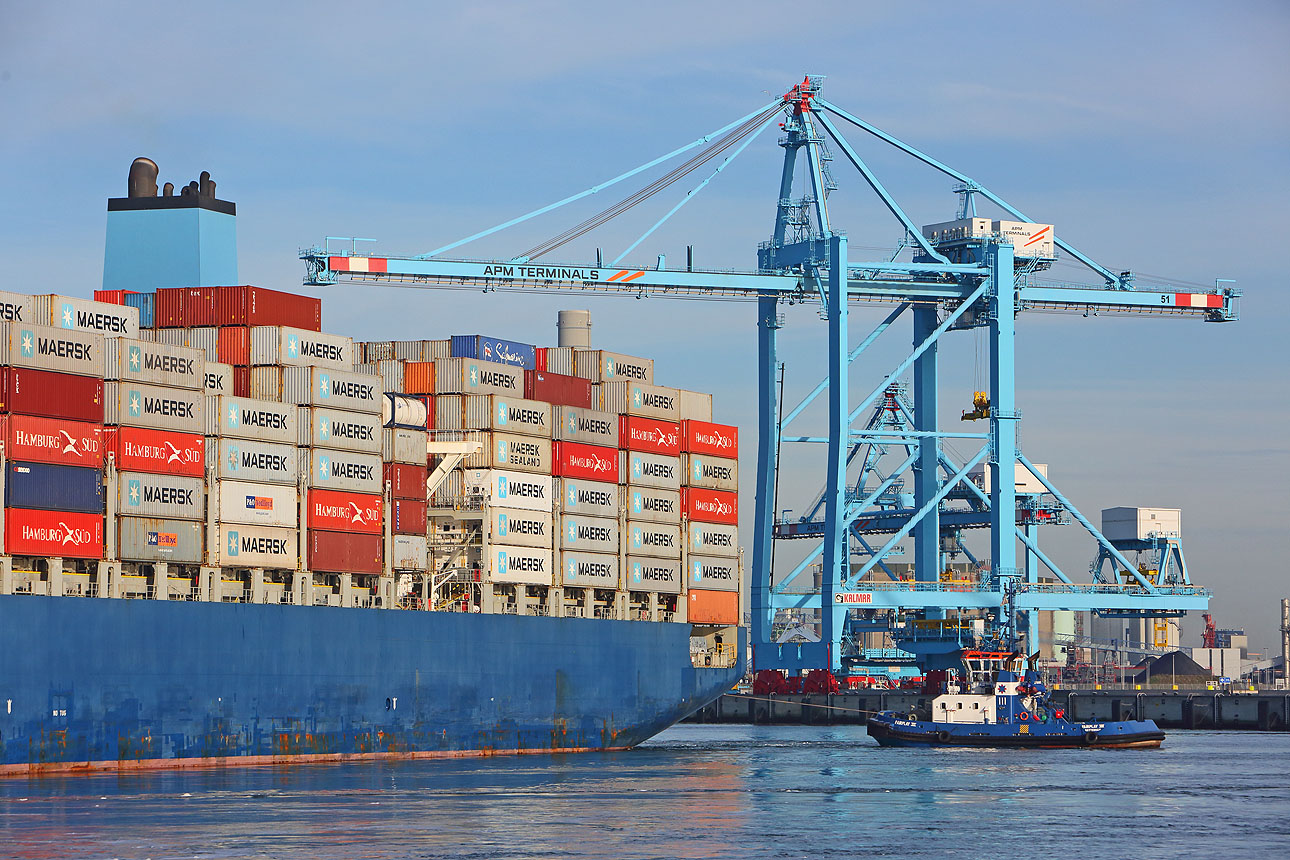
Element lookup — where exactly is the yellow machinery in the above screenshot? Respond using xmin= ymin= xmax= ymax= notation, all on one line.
xmin=961 ymin=391 xmax=990 ymax=421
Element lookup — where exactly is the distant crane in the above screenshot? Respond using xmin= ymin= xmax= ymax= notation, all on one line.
xmin=300 ymin=75 xmax=1237 ymax=672
xmin=1202 ymin=612 xmax=1218 ymax=649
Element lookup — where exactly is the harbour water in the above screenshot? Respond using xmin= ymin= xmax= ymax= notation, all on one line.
xmin=2 ymin=725 xmax=1287 ymax=859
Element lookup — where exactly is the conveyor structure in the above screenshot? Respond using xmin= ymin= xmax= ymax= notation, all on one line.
xmin=301 ymin=76 xmax=1236 ymax=673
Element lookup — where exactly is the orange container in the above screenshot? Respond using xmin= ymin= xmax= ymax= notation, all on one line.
xmin=688 ymin=589 xmax=738 ymax=625
xmin=217 ymin=326 xmax=250 ymax=365
xmin=403 ymin=361 xmax=436 ymax=395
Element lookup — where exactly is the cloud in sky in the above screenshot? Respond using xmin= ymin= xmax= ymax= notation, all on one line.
xmin=1 ymin=0 xmax=1287 ymax=645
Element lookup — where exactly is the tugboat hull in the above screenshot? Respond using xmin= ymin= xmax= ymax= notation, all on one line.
xmin=867 ymin=715 xmax=1165 ymax=749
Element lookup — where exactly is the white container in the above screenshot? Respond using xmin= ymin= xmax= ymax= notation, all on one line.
xmin=626 ymin=521 xmax=682 ymax=559
xmin=559 ymin=514 xmax=619 ymax=554
xmin=624 ymin=556 xmax=683 ymax=594
xmin=625 ymin=487 xmax=681 ymax=524
xmin=382 ymin=427 xmax=427 ymax=464
xmin=207 ymin=438 xmax=298 ymax=485
xmin=206 ymin=396 xmax=297 ymax=444
xmin=486 ymin=508 xmax=552 ymax=549
xmin=116 ymin=517 xmax=203 ymax=564
xmin=250 ymin=326 xmax=354 ymax=369
xmin=1101 ymin=507 xmax=1182 ymax=542
xmin=994 ymin=220 xmax=1055 ymax=258
xmin=152 ymin=326 xmax=218 ymax=361
xmin=434 ymin=357 xmax=523 ymax=395
xmin=0 ymin=290 xmax=33 ymax=327
xmin=392 ymin=534 xmax=429 ymax=571
xmin=203 ymin=361 xmax=234 ymax=395
xmin=297 ymin=407 xmax=382 ymax=454
xmin=361 ymin=341 xmax=395 ymax=362
xmin=688 ymin=554 xmax=739 ymax=592
xmin=968 ymin=462 xmax=1048 ymax=495
xmin=553 ymin=406 xmax=619 ymax=447
xmin=392 ymin=340 xmax=426 ymax=361
xmin=374 ymin=359 xmax=404 ymax=392
xmin=543 ymin=346 xmax=574 ymax=375
xmin=677 ymin=389 xmax=713 ymax=422
xmin=434 ymin=395 xmax=464 ymax=430
xmin=485 ymin=544 xmax=553 ymax=586
xmin=2 ymin=322 xmax=105 ymax=377
xmin=681 ymin=453 xmax=738 ymax=492
xmin=382 ymin=393 xmax=428 ymax=429
xmin=252 ymin=366 xmax=382 ymax=414
xmin=556 ymin=478 xmax=620 ymax=519
xmin=213 ymin=479 xmax=299 ymax=528
xmin=213 ymin=523 xmax=298 ymax=568
xmin=573 ymin=349 xmax=653 ymax=384
xmin=621 ymin=451 xmax=681 ymax=490
xmin=462 ymin=395 xmax=552 ymax=438
xmin=117 ymin=472 xmax=205 ymax=521
xmin=460 ymin=469 xmax=553 ymax=512
xmin=33 ymin=294 xmax=138 ymax=338
xmin=464 ymin=432 xmax=553 ymax=474
xmin=301 ymin=448 xmax=383 ymax=494
xmin=688 ymin=521 xmax=739 ymax=557
xmin=104 ymin=382 xmax=203 ymax=432
xmin=598 ymin=381 xmax=680 ymax=421
xmin=106 ymin=339 xmax=205 ymax=390
xmin=559 ymin=550 xmax=621 ymax=589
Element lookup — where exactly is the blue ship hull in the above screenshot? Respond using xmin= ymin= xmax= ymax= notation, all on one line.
xmin=867 ymin=713 xmax=1164 ymax=749
xmin=0 ymin=595 xmax=744 ymax=775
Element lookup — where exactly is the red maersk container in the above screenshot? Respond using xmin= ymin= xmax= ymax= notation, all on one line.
xmin=383 ymin=462 xmax=428 ymax=500
xmin=5 ymin=508 xmax=103 ymax=559
xmin=682 ymin=487 xmax=738 ymax=525
xmin=217 ymin=326 xmax=251 ymax=365
xmin=391 ymin=498 xmax=428 ymax=534
xmin=307 ymin=489 xmax=382 ymax=535
xmin=683 ymin=420 xmax=738 ymax=458
xmin=217 ymin=286 xmax=322 ymax=331
xmin=103 ymin=427 xmax=204 ymax=477
xmin=0 ymin=368 xmax=104 ymax=422
xmin=232 ymin=366 xmax=250 ymax=397
xmin=524 ymin=371 xmax=592 ymax=409
xmin=94 ymin=289 xmax=135 ymax=304
xmin=307 ymin=529 xmax=382 ymax=575
xmin=2 ymin=415 xmax=103 ymax=467
xmin=619 ymin=415 xmax=681 ymax=456
xmin=552 ymin=441 xmax=619 ymax=482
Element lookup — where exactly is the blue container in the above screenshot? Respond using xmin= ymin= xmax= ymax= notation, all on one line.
xmin=5 ymin=462 xmax=104 ymax=513
xmin=124 ymin=291 xmax=155 ymax=329
xmin=450 ymin=335 xmax=537 ymax=370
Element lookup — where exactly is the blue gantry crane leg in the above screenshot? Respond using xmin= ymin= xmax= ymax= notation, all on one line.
xmin=298 ymin=75 xmax=1237 ymax=676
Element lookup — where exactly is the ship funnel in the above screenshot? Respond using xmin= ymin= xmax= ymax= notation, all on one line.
xmin=558 ymin=309 xmax=591 ymax=348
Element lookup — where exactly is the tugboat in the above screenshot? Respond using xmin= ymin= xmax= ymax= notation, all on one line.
xmin=867 ymin=650 xmax=1165 ymax=749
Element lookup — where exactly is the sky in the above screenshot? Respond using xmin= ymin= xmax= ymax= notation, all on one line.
xmin=2 ymin=1 xmax=1288 ymax=648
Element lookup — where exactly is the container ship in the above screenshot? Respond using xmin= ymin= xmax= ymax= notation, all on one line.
xmin=0 ymin=161 xmax=745 ymax=775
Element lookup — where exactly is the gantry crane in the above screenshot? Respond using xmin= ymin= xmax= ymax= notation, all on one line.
xmin=301 ymin=76 xmax=1237 ymax=673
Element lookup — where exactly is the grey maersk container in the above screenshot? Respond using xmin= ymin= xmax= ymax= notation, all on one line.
xmin=206 ymin=396 xmax=297 ymax=444
xmin=104 ymin=382 xmax=204 ymax=433
xmin=553 ymin=405 xmax=619 ymax=447
xmin=688 ymin=554 xmax=739 ymax=592
xmin=559 ymin=514 xmax=619 ymax=554
xmin=486 ymin=508 xmax=552 ymax=549
xmin=677 ymin=389 xmax=714 ymax=422
xmin=681 ymin=453 xmax=738 ymax=492
xmin=624 ymin=556 xmax=683 ymax=594
xmin=463 ymin=432 xmax=553 ymax=474
xmin=626 ymin=486 xmax=681 ymax=524
xmin=573 ymin=349 xmax=654 ymax=384
xmin=688 ymin=521 xmax=739 ymax=558
xmin=203 ymin=361 xmax=234 ymax=395
xmin=117 ymin=472 xmax=205 ymax=521
xmin=0 ymin=290 xmax=33 ymax=327
xmin=297 ymin=407 xmax=382 ymax=454
xmin=462 ymin=395 xmax=552 ymax=438
xmin=250 ymin=326 xmax=355 ymax=370
xmin=626 ymin=521 xmax=682 ymax=559
xmin=555 ymin=478 xmax=619 ymax=519
xmin=207 ymin=438 xmax=299 ymax=486
xmin=559 ymin=550 xmax=621 ymax=589
xmin=211 ymin=523 xmax=299 ymax=568
xmin=597 ymin=381 xmax=680 ymax=421
xmin=1 ymin=322 xmax=105 ymax=377
xmin=621 ymin=450 xmax=682 ymax=491
xmin=300 ymin=448 xmax=382 ymax=494
xmin=434 ymin=357 xmax=523 ymax=396
xmin=32 ymin=294 xmax=139 ymax=339
xmin=105 ymin=340 xmax=205 ymax=390
xmin=382 ymin=427 xmax=428 ymax=465
xmin=212 ymin=480 xmax=298 ymax=528
xmin=251 ymin=366 xmax=381 ymax=415
xmin=152 ymin=327 xmax=219 ymax=362
xmin=116 ymin=517 xmax=203 ymax=564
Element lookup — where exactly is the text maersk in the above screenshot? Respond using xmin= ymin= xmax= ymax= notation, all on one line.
xmin=330 ymin=460 xmax=374 ymax=480
xmin=697 ymin=561 xmax=735 ymax=580
xmin=696 ymin=462 xmax=735 ymax=481
xmin=638 ymin=564 xmax=676 ymax=583
xmin=697 ymin=529 xmax=735 ymax=547
xmin=575 ymin=416 xmax=613 ymax=435
xmin=639 ymin=530 xmax=675 ymax=548
xmin=506 ymin=518 xmax=547 ymax=536
xmin=573 ymin=523 xmax=614 ymax=542
xmin=38 ymin=336 xmax=93 ymax=361
xmin=244 ymin=451 xmax=289 ymax=472
xmin=479 ymin=370 xmax=518 ymax=389
xmin=574 ymin=488 xmax=613 ymax=507
xmin=639 ymin=494 xmax=676 ymax=514
xmin=332 ymin=379 xmax=376 ymax=401
xmin=639 ymin=392 xmax=675 ymax=410
xmin=76 ymin=310 xmax=130 ymax=333
xmin=0 ymin=301 xmax=24 ymax=322
xmin=505 ymin=406 xmax=545 ymax=427
xmin=241 ymin=535 xmax=290 ymax=556
xmin=504 ymin=480 xmax=546 ymax=499
xmin=144 ymin=486 xmax=194 ymax=506
xmin=330 ymin=420 xmax=374 ymax=441
xmin=144 ymin=397 xmax=194 ymax=418
xmin=144 ymin=353 xmax=196 ymax=376
xmin=240 ymin=408 xmax=289 ymax=429
xmin=639 ymin=461 xmax=675 ymax=479
xmin=299 ymin=340 xmax=346 ymax=362
xmin=572 ymin=560 xmax=615 ymax=579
